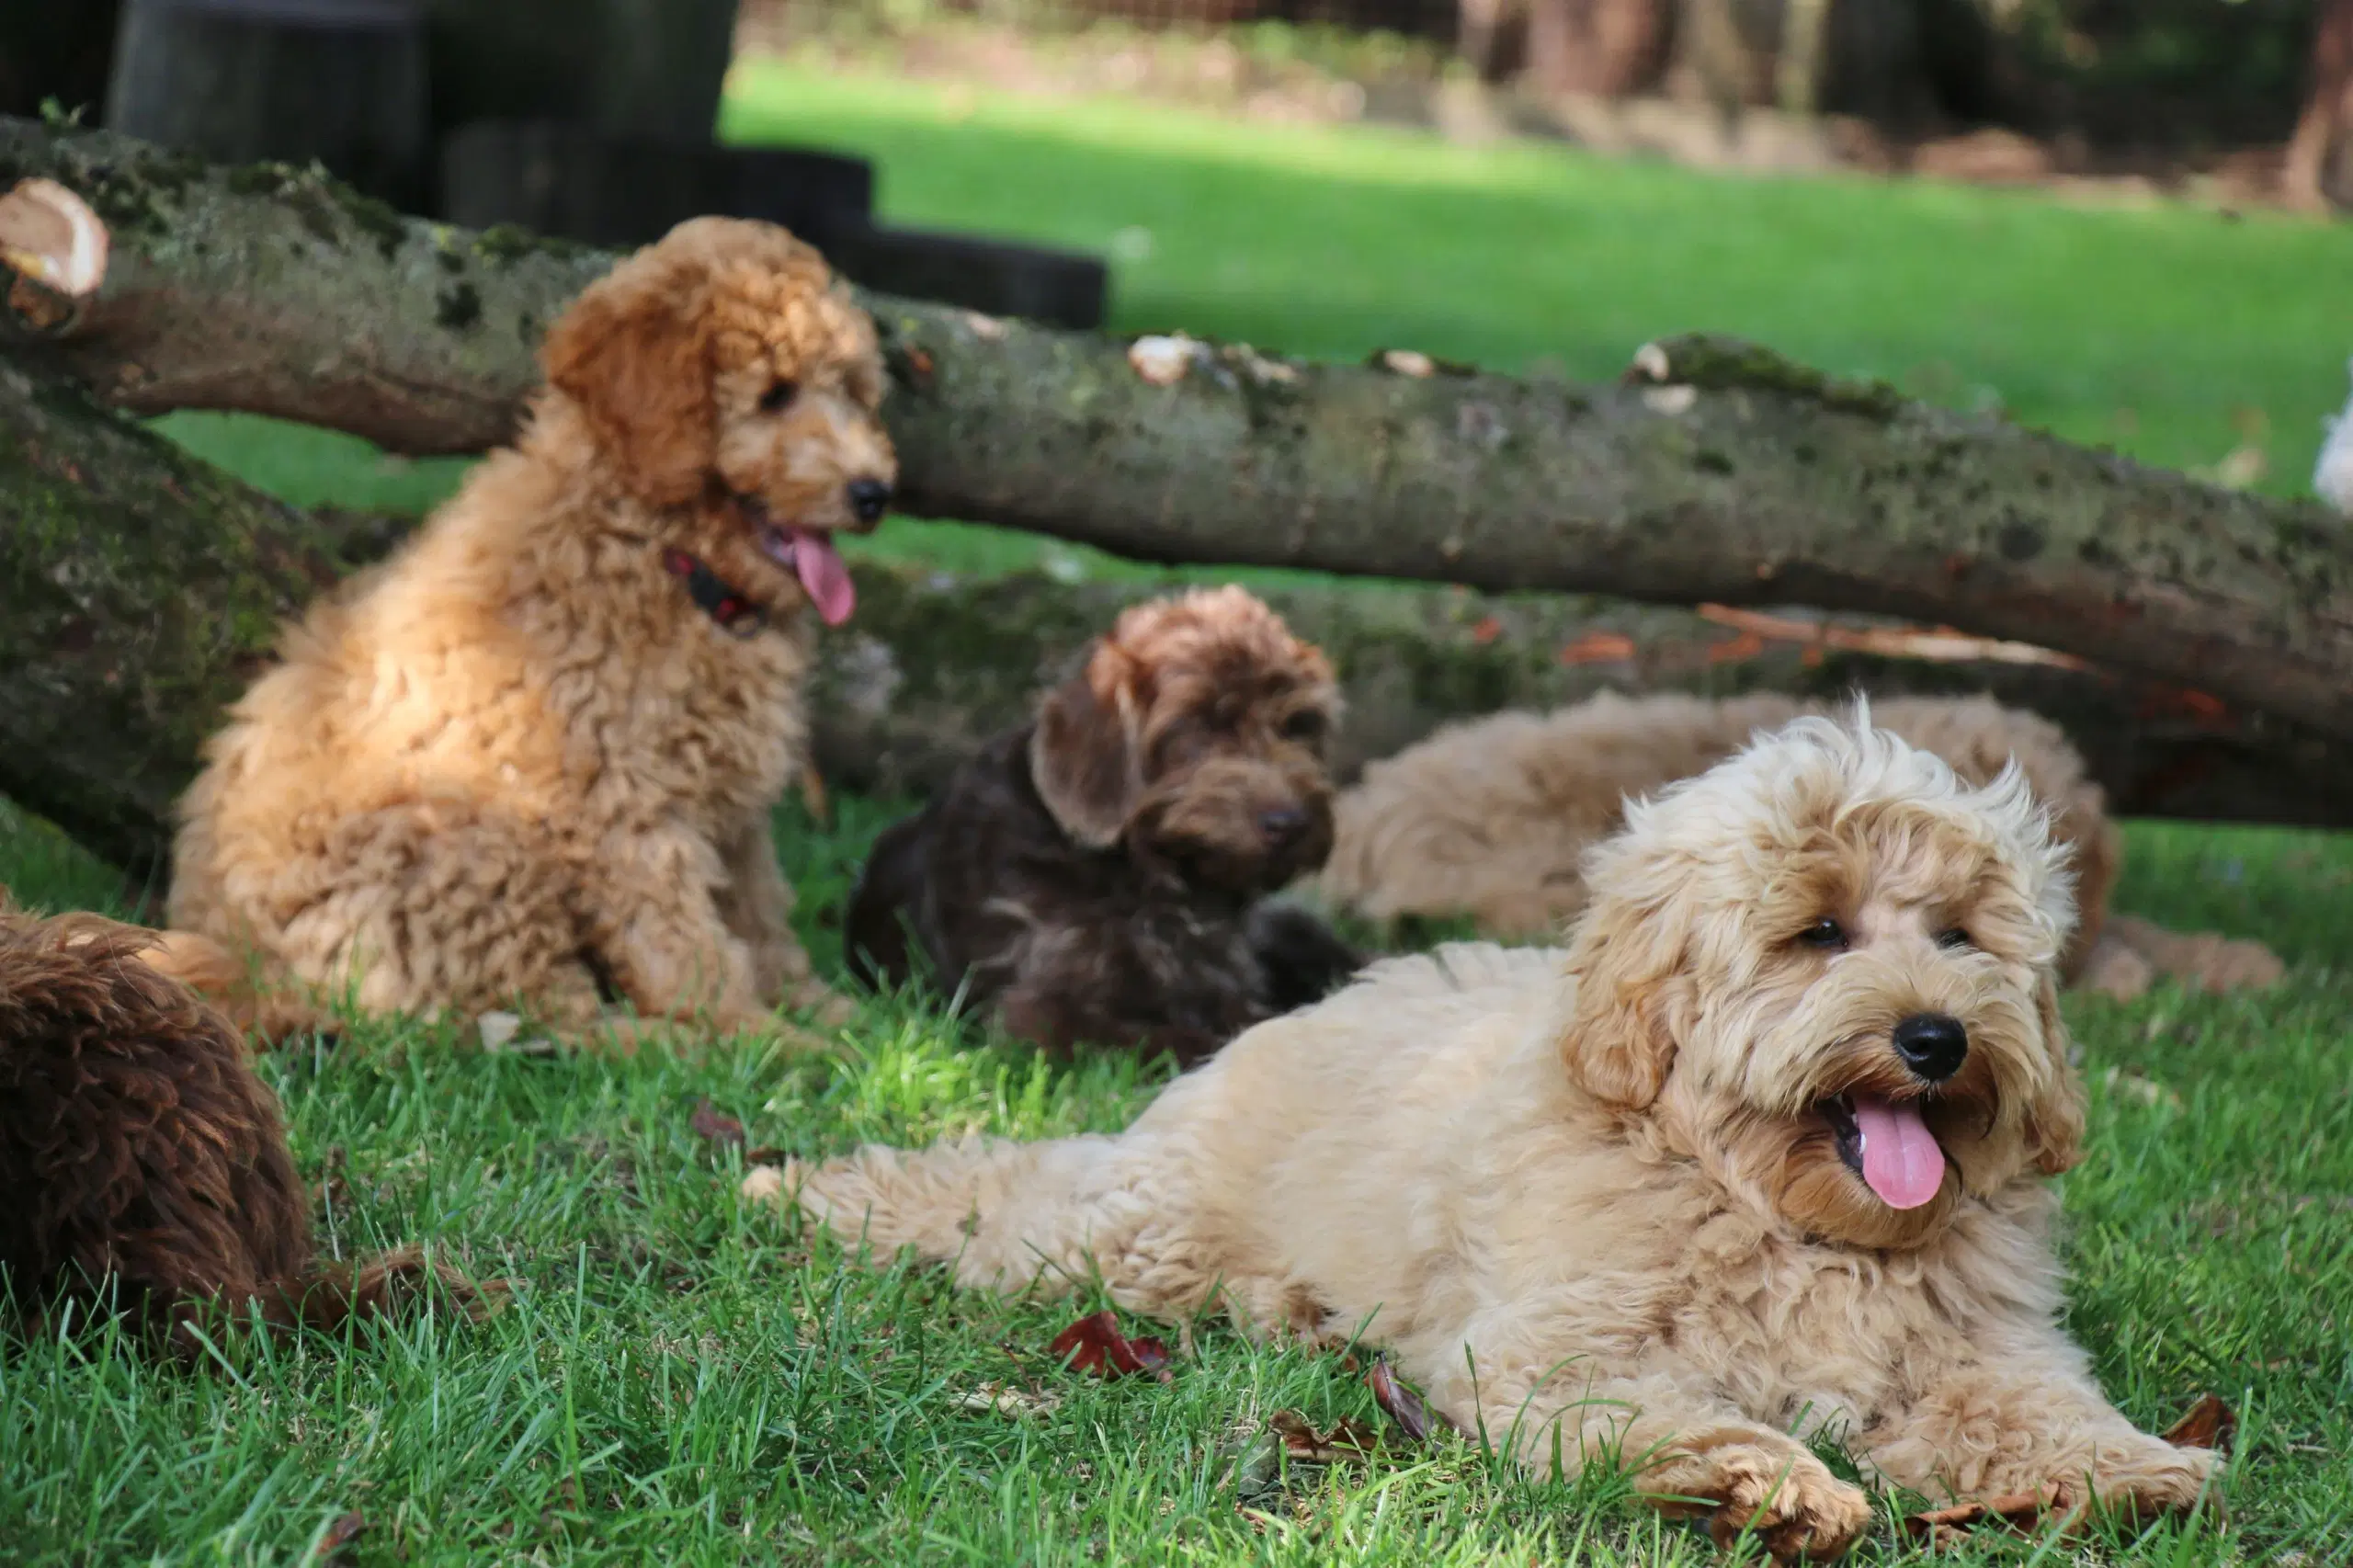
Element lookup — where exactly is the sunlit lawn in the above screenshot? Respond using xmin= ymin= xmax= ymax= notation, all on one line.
xmin=8 ymin=62 xmax=2350 ymax=1565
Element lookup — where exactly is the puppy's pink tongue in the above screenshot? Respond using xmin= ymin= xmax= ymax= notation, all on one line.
xmin=790 ymin=528 xmax=855 ymax=627
xmin=1853 ymin=1095 xmax=1944 ymax=1210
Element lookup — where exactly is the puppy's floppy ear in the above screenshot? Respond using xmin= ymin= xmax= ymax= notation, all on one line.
xmin=1557 ymin=890 xmax=1687 ymax=1110
xmin=1029 ymin=645 xmax=1142 ymax=848
xmin=2026 ymin=974 xmax=2086 ymax=1175
xmin=540 ymin=254 xmax=715 ymax=508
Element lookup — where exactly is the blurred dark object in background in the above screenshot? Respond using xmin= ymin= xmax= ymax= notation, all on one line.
xmin=422 ymin=0 xmax=740 ymax=145
xmin=827 ymin=222 xmax=1109 ymax=329
xmin=107 ymin=0 xmax=428 ymax=209
xmin=440 ymin=119 xmax=1109 ymax=327
xmin=0 ymin=0 xmax=125 ymax=120
xmin=441 ymin=120 xmax=875 ymax=250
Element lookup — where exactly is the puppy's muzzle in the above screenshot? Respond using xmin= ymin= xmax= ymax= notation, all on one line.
xmin=1892 ymin=1011 xmax=1968 ymax=1083
xmin=1257 ymin=806 xmax=1311 ymax=851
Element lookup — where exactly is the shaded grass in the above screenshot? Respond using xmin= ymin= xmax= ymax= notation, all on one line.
xmin=2 ymin=796 xmax=2347 ymax=1564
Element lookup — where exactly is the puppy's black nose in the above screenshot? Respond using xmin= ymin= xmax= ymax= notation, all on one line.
xmin=1258 ymin=807 xmax=1309 ymax=848
xmin=1892 ymin=1012 xmax=1968 ymax=1082
xmin=846 ymin=478 xmax=892 ymax=523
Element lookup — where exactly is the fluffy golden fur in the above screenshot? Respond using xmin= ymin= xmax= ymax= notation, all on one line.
xmin=777 ymin=715 xmax=2218 ymax=1559
xmin=168 ymin=219 xmax=896 ymax=1043
xmin=1318 ymin=692 xmax=2282 ymax=1000
xmin=847 ymin=586 xmax=1361 ymax=1064
xmin=1 ymin=896 xmax=494 ymax=1357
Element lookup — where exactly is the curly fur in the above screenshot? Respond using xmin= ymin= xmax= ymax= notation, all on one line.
xmin=1319 ymin=692 xmax=2281 ymax=999
xmin=846 ymin=587 xmax=1363 ymax=1065
xmin=0 ymin=899 xmax=494 ymax=1358
xmin=783 ymin=714 xmax=2220 ymax=1559
xmin=167 ymin=219 xmax=896 ymax=1042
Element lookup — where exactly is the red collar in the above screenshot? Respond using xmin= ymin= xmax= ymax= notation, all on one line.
xmin=661 ymin=548 xmax=767 ymax=637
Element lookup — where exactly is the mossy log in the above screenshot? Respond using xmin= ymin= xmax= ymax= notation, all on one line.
xmin=4 ymin=117 xmax=2353 ymax=747
xmin=821 ymin=571 xmax=2353 ymax=831
xmin=0 ymin=353 xmax=360 ymax=873
xmin=2 ymin=343 xmax=2342 ymax=881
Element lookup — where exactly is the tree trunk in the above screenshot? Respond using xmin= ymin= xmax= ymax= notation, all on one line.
xmin=1668 ymin=0 xmax=1766 ymax=118
xmin=6 ymin=117 xmax=2353 ymax=744
xmin=0 ymin=0 xmax=123 ymax=122
xmin=3 ymin=357 xmax=2345 ymax=878
xmin=0 ymin=352 xmax=350 ymax=876
xmin=2282 ymin=0 xmax=2353 ymax=212
xmin=421 ymin=0 xmax=740 ymax=147
xmin=1773 ymin=0 xmax=1829 ymax=115
xmin=105 ymin=0 xmax=431 ymax=210
xmin=821 ymin=570 xmax=2353 ymax=834
xmin=1524 ymin=0 xmax=1676 ymax=98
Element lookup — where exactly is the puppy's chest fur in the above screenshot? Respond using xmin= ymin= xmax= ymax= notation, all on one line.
xmin=1495 ymin=1171 xmax=2062 ymax=1438
xmin=920 ymin=731 xmax=1267 ymax=1015
xmin=519 ymin=527 xmax=814 ymax=820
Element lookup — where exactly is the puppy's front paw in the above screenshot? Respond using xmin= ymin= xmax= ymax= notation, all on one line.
xmin=2086 ymin=1439 xmax=2222 ymax=1525
xmin=1669 ymin=1443 xmax=1872 ymax=1562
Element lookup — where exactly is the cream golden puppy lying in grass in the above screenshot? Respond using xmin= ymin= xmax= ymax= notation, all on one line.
xmin=773 ymin=713 xmax=2219 ymax=1559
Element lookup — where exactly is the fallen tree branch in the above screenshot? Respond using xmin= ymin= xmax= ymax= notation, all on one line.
xmin=824 ymin=571 xmax=2353 ymax=831
xmin=4 ymin=345 xmax=2340 ymax=880
xmin=0 ymin=353 xmax=342 ymax=872
xmin=3 ymin=118 xmax=2352 ymax=744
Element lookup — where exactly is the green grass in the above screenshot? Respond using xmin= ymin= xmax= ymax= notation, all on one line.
xmin=160 ymin=60 xmax=2353 ymax=577
xmin=14 ymin=67 xmax=2353 ymax=1563
xmin=718 ymin=59 xmax=2353 ymax=492
xmin=3 ymin=797 xmax=2349 ymax=1563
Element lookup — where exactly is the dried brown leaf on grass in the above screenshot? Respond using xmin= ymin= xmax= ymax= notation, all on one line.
xmin=1368 ymin=1356 xmax=1468 ymax=1442
xmin=1898 ymin=1486 xmax=2061 ymax=1550
xmin=2162 ymin=1392 xmax=2237 ymax=1451
xmin=1267 ymin=1409 xmax=1388 ymax=1464
xmin=309 ymin=1509 xmax=367 ymax=1562
xmin=689 ymin=1099 xmax=745 ymax=1149
xmin=1049 ymin=1310 xmax=1174 ymax=1381
xmin=1231 ymin=1411 xmax=1382 ymax=1509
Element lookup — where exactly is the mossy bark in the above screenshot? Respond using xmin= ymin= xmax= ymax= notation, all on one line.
xmin=0 ymin=354 xmax=363 ymax=873
xmin=817 ymin=570 xmax=2353 ymax=831
xmin=4 ymin=118 xmax=2353 ymax=743
xmin=0 ymin=361 xmax=2341 ymax=880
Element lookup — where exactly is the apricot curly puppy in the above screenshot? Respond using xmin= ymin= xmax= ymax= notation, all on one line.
xmin=846 ymin=586 xmax=1361 ymax=1064
xmin=779 ymin=715 xmax=2219 ymax=1559
xmin=0 ymin=898 xmax=494 ymax=1358
xmin=168 ymin=219 xmax=896 ymax=1043
xmin=1320 ymin=692 xmax=2283 ymax=1000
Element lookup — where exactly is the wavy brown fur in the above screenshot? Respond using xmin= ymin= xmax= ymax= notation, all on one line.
xmin=0 ymin=901 xmax=495 ymax=1358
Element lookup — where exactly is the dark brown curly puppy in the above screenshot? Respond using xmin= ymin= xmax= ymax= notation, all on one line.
xmin=0 ymin=900 xmax=494 ymax=1358
xmin=847 ymin=587 xmax=1363 ymax=1066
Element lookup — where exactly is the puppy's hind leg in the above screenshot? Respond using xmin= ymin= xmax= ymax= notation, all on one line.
xmin=787 ymin=1132 xmax=1161 ymax=1301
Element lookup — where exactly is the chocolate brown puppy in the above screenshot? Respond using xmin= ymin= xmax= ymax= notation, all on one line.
xmin=848 ymin=587 xmax=1362 ymax=1065
xmin=0 ymin=900 xmax=492 ymax=1358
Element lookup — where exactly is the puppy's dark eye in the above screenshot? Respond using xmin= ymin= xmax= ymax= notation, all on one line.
xmin=759 ymin=381 xmax=799 ymax=414
xmin=1936 ymin=926 xmax=1974 ymax=951
xmin=1280 ymin=710 xmax=1327 ymax=743
xmin=1796 ymin=917 xmax=1848 ymax=950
